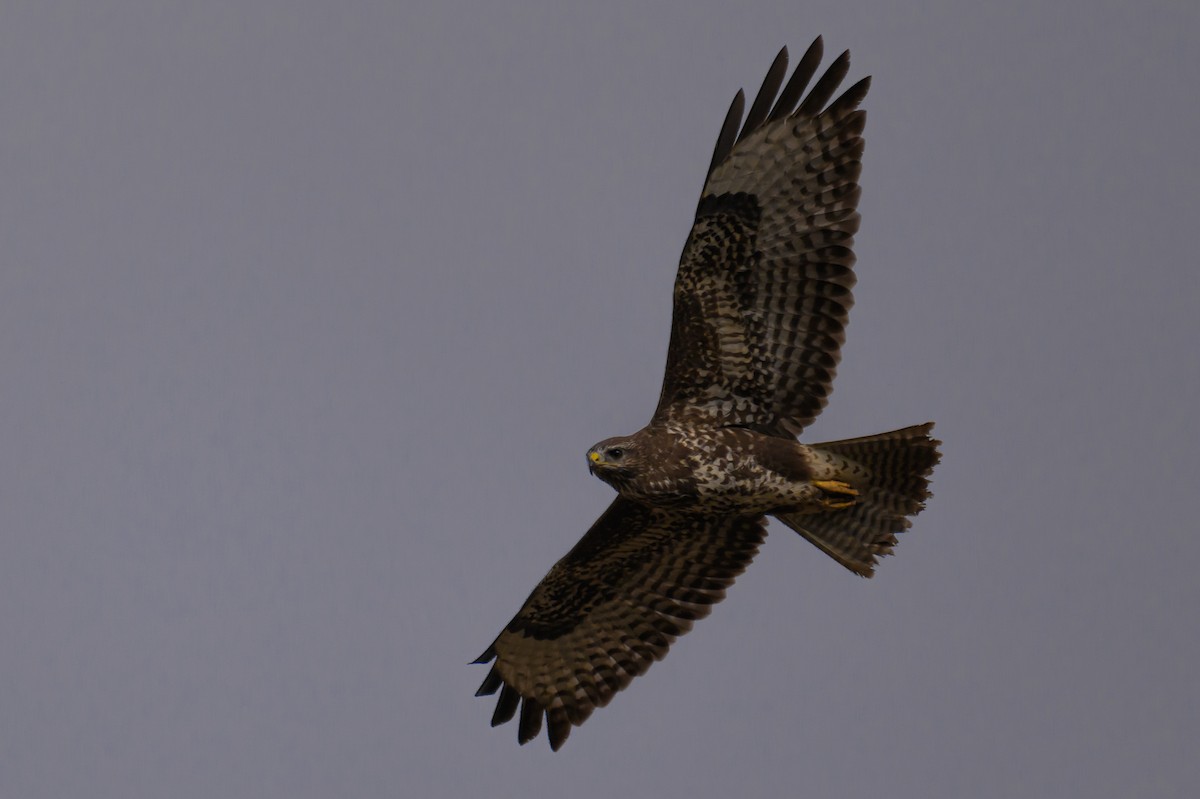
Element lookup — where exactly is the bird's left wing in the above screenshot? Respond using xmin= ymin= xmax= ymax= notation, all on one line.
xmin=654 ymin=39 xmax=869 ymax=437
xmin=474 ymin=498 xmax=765 ymax=750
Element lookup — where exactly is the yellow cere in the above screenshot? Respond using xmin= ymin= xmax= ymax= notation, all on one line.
xmin=589 ymin=452 xmax=602 ymax=463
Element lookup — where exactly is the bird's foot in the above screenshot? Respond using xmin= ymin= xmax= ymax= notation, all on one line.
xmin=813 ymin=480 xmax=858 ymax=510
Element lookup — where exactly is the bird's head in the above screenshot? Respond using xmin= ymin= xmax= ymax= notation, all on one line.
xmin=586 ymin=437 xmax=640 ymax=488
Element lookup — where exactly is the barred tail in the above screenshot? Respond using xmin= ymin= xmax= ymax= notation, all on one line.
xmin=776 ymin=422 xmax=941 ymax=577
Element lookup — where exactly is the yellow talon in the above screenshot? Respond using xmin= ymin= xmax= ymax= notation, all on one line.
xmin=813 ymin=480 xmax=858 ymax=509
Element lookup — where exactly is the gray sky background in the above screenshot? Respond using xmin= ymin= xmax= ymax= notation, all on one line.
xmin=2 ymin=1 xmax=1198 ymax=797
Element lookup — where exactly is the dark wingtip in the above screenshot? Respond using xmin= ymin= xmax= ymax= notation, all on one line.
xmin=768 ymin=36 xmax=824 ymax=122
xmin=517 ymin=697 xmax=543 ymax=745
xmin=491 ymin=684 xmax=520 ymax=726
xmin=547 ymin=706 xmax=571 ymax=751
xmin=827 ymin=75 xmax=871 ymax=116
xmin=475 ymin=664 xmax=503 ymax=697
xmin=737 ymin=47 xmax=789 ymax=144
xmin=705 ymin=88 xmax=745 ymax=182
xmin=706 ymin=36 xmax=868 ymax=186
xmin=796 ymin=48 xmax=851 ymax=118
xmin=471 ymin=645 xmax=496 ymax=665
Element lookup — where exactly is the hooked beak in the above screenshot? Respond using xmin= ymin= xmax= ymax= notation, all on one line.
xmin=587 ymin=450 xmax=601 ymax=474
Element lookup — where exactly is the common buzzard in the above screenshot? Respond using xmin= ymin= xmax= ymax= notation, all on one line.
xmin=474 ymin=37 xmax=941 ymax=750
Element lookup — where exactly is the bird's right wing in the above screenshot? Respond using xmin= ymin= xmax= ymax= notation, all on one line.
xmin=474 ymin=499 xmax=765 ymax=750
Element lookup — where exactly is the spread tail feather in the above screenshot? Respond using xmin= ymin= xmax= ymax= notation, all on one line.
xmin=776 ymin=423 xmax=941 ymax=576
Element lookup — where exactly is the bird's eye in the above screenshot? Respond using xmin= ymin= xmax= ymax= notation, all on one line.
xmin=608 ymin=448 xmax=624 ymax=459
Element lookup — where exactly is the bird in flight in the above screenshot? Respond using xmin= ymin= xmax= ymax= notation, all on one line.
xmin=474 ymin=37 xmax=941 ymax=750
